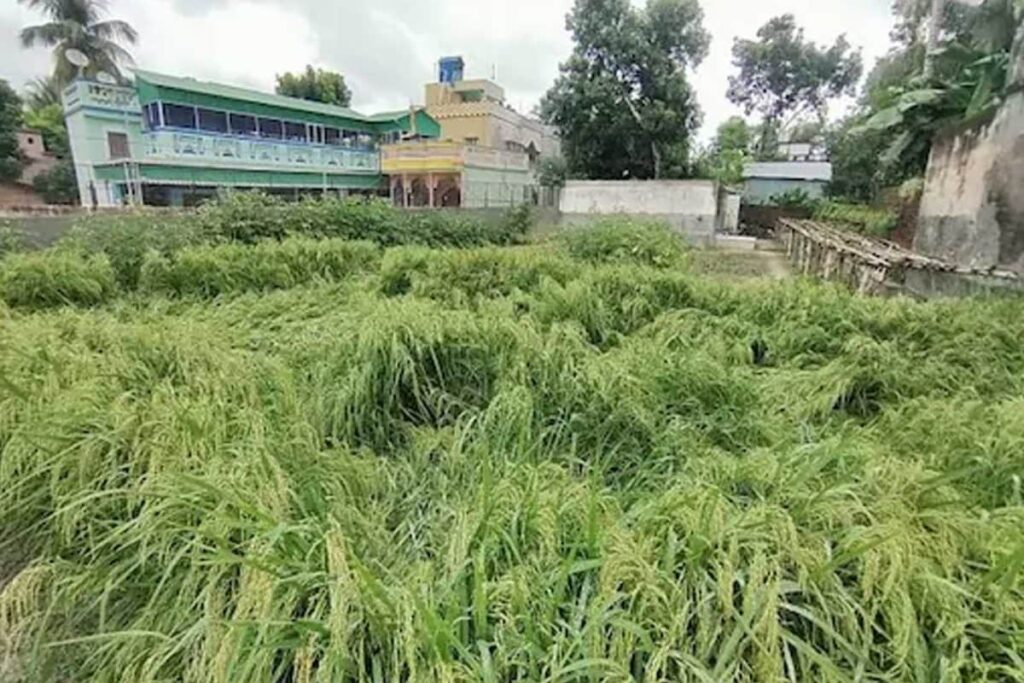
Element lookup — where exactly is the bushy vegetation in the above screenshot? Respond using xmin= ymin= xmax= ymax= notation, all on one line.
xmin=814 ymin=201 xmax=898 ymax=236
xmin=1 ymin=220 xmax=1023 ymax=681
xmin=57 ymin=194 xmax=532 ymax=292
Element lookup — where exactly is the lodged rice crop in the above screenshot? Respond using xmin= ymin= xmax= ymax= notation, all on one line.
xmin=1 ymin=216 xmax=1023 ymax=682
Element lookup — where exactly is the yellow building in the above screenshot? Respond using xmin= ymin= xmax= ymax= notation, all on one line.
xmin=380 ymin=57 xmax=559 ymax=209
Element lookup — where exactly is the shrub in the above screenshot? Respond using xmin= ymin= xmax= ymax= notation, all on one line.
xmin=0 ymin=221 xmax=26 ymax=256
xmin=768 ymin=187 xmax=820 ymax=210
xmin=559 ymin=218 xmax=686 ymax=268
xmin=0 ymin=250 xmax=115 ymax=308
xmin=60 ymin=211 xmax=202 ymax=289
xmin=814 ymin=201 xmax=898 ymax=236
xmin=140 ymin=236 xmax=380 ymax=297
xmin=196 ymin=192 xmax=533 ymax=247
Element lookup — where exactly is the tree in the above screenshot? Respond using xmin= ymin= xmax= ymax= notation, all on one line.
xmin=23 ymin=103 xmax=69 ymax=157
xmin=33 ymin=159 xmax=79 ymax=204
xmin=537 ymin=156 xmax=568 ymax=189
xmin=275 ymin=66 xmax=352 ymax=107
xmin=696 ymin=116 xmax=751 ymax=184
xmin=24 ymin=75 xmax=62 ymax=110
xmin=714 ymin=116 xmax=752 ymax=154
xmin=0 ymin=80 xmax=25 ymax=182
xmin=540 ymin=0 xmax=709 ymax=180
xmin=727 ymin=15 xmax=863 ymax=156
xmin=19 ymin=0 xmax=138 ymax=85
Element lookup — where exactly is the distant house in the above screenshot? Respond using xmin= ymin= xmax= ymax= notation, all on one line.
xmin=742 ymin=161 xmax=832 ymax=205
xmin=0 ymin=128 xmax=58 ymax=208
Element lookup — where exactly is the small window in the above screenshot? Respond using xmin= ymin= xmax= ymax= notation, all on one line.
xmin=284 ymin=121 xmax=306 ymax=142
xmin=143 ymin=103 xmax=160 ymax=130
xmin=27 ymin=137 xmax=34 ymax=145
xmin=107 ymin=131 xmax=130 ymax=159
xmin=258 ymin=118 xmax=283 ymax=139
xmin=229 ymin=113 xmax=257 ymax=136
xmin=162 ymin=103 xmax=196 ymax=129
xmin=198 ymin=108 xmax=228 ymax=134
xmin=324 ymin=127 xmax=341 ymax=146
xmin=465 ymin=137 xmax=479 ymax=145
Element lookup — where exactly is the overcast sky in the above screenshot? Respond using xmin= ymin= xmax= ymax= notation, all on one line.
xmin=2 ymin=0 xmax=896 ymax=141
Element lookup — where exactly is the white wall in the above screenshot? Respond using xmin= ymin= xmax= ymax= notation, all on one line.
xmin=559 ymin=180 xmax=718 ymax=244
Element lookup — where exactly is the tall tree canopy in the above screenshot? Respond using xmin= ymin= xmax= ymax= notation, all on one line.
xmin=727 ymin=15 xmax=862 ymax=155
xmin=540 ymin=0 xmax=710 ymax=180
xmin=19 ymin=0 xmax=138 ymax=85
xmin=275 ymin=66 xmax=352 ymax=107
xmin=0 ymin=81 xmax=25 ymax=182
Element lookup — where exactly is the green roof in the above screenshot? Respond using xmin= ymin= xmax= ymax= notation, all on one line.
xmin=133 ymin=69 xmax=414 ymax=125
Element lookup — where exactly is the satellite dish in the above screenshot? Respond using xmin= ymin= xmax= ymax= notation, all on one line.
xmin=96 ymin=71 xmax=117 ymax=85
xmin=65 ymin=49 xmax=90 ymax=68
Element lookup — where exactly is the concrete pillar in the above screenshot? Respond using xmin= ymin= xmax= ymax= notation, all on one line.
xmin=428 ymin=172 xmax=435 ymax=208
xmin=402 ymin=174 xmax=409 ymax=208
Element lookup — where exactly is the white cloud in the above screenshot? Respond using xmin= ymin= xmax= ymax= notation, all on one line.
xmin=2 ymin=0 xmax=896 ymax=139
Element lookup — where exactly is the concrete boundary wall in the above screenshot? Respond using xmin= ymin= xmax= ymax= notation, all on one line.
xmin=558 ymin=180 xmax=717 ymax=245
xmin=915 ymin=90 xmax=1024 ymax=273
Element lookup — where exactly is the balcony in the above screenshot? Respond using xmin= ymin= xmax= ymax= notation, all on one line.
xmin=381 ymin=141 xmax=529 ymax=174
xmin=141 ymin=129 xmax=380 ymax=174
xmin=63 ymin=80 xmax=139 ymax=113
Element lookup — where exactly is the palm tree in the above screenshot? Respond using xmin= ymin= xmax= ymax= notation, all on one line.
xmin=19 ymin=0 xmax=138 ymax=85
xmin=23 ymin=75 xmax=62 ymax=109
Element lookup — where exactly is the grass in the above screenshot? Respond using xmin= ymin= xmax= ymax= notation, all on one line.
xmin=0 ymin=213 xmax=1023 ymax=681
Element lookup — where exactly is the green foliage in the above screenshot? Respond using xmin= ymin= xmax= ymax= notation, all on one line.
xmin=830 ymin=0 xmax=1024 ymax=198
xmin=21 ymin=103 xmax=68 ymax=158
xmin=537 ymin=156 xmax=568 ymax=188
xmin=275 ymin=65 xmax=352 ymax=107
xmin=2 ymin=228 xmax=1024 ymax=679
xmin=0 ymin=250 xmax=114 ymax=308
xmin=31 ymin=159 xmax=78 ymax=204
xmin=768 ymin=188 xmax=819 ymax=210
xmin=54 ymin=193 xmax=535 ymax=292
xmin=558 ymin=219 xmax=686 ymax=267
xmin=727 ymin=14 xmax=863 ymax=156
xmin=696 ymin=116 xmax=751 ymax=184
xmin=0 ymin=222 xmax=27 ymax=256
xmin=814 ymin=201 xmax=899 ymax=236
xmin=140 ymin=237 xmax=380 ymax=298
xmin=61 ymin=211 xmax=203 ymax=290
xmin=540 ymin=0 xmax=709 ymax=179
xmin=0 ymin=79 xmax=24 ymax=182
xmin=22 ymin=75 xmax=61 ymax=110
xmin=17 ymin=0 xmax=137 ymax=85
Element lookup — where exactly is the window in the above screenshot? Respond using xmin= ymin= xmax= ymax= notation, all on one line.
xmin=27 ymin=137 xmax=34 ymax=145
xmin=198 ymin=108 xmax=228 ymax=134
xmin=107 ymin=131 xmax=129 ymax=159
xmin=323 ymin=127 xmax=341 ymax=146
xmin=257 ymin=118 xmax=283 ymax=139
xmin=143 ymin=102 xmax=160 ymax=130
xmin=284 ymin=121 xmax=306 ymax=142
xmin=229 ymin=113 xmax=257 ymax=136
xmin=465 ymin=137 xmax=479 ymax=145
xmin=162 ymin=103 xmax=196 ymax=129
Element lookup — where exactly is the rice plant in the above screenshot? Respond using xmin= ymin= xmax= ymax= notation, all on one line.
xmin=1 ymin=220 xmax=1023 ymax=681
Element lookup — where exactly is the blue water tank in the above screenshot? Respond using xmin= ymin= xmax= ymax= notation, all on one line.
xmin=439 ymin=56 xmax=465 ymax=84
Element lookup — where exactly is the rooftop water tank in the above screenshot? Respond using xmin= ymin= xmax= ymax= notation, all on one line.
xmin=439 ymin=56 xmax=464 ymax=84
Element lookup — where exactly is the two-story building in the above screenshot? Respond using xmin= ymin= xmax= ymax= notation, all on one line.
xmin=63 ymin=70 xmax=441 ymax=207
xmin=62 ymin=65 xmax=547 ymax=210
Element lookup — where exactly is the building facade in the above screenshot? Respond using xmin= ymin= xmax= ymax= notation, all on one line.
xmin=377 ymin=56 xmax=557 ymax=209
xmin=63 ymin=71 xmax=440 ymax=207
xmin=742 ymin=161 xmax=833 ymax=205
xmin=62 ymin=66 xmax=548 ymax=210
